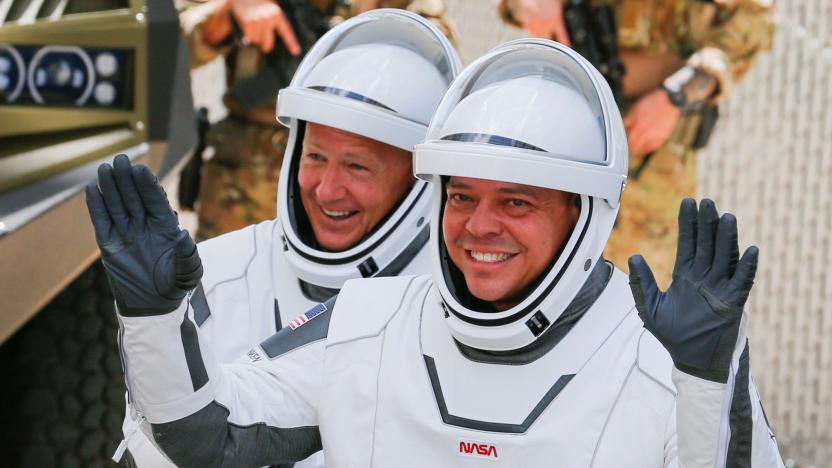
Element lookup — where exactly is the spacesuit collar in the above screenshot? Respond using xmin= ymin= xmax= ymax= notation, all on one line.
xmin=296 ymin=224 xmax=428 ymax=302
xmin=453 ymin=258 xmax=613 ymax=365
xmin=298 ymin=280 xmax=341 ymax=303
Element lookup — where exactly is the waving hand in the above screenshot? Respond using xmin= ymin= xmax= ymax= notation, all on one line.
xmin=85 ymin=154 xmax=202 ymax=316
xmin=628 ymin=198 xmax=757 ymax=383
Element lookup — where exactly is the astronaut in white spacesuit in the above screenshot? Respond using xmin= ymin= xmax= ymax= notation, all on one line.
xmin=90 ymin=39 xmax=784 ymax=467
xmin=106 ymin=10 xmax=460 ymax=467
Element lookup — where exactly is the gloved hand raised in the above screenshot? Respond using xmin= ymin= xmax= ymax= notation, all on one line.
xmin=85 ymin=154 xmax=202 ymax=316
xmin=628 ymin=198 xmax=758 ymax=383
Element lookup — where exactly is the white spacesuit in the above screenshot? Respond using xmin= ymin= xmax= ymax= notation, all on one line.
xmin=113 ymin=10 xmax=460 ymax=467
xmin=99 ymin=40 xmax=784 ymax=467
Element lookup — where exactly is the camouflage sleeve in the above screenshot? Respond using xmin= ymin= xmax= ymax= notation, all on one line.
xmin=686 ymin=0 xmax=776 ymax=101
xmin=371 ymin=0 xmax=458 ymax=44
xmin=175 ymin=0 xmax=234 ymax=68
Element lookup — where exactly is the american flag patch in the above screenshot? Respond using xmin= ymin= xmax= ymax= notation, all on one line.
xmin=288 ymin=302 xmax=328 ymax=330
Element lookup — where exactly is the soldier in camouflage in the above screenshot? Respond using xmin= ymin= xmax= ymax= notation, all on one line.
xmin=499 ymin=0 xmax=774 ymax=287
xmin=177 ymin=0 xmax=455 ymax=241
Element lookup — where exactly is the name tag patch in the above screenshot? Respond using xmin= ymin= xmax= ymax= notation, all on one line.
xmin=247 ymin=348 xmax=262 ymax=362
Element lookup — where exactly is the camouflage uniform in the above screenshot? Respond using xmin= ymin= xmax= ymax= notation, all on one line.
xmin=177 ymin=0 xmax=455 ymax=241
xmin=500 ymin=0 xmax=774 ymax=287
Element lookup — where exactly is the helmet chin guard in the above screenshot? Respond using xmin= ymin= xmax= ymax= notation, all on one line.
xmin=413 ymin=39 xmax=628 ymax=351
xmin=275 ymin=10 xmax=461 ymax=289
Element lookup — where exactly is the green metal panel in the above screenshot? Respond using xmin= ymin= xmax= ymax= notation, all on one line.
xmin=0 ymin=4 xmax=149 ymax=191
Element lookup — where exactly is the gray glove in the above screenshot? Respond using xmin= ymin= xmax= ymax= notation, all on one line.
xmin=85 ymin=154 xmax=202 ymax=317
xmin=628 ymin=198 xmax=758 ymax=383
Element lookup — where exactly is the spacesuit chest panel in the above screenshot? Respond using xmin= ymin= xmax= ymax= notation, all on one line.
xmin=356 ymin=276 xmax=659 ymax=466
xmin=194 ymin=220 xmax=330 ymax=364
xmin=194 ymin=222 xmax=287 ymax=363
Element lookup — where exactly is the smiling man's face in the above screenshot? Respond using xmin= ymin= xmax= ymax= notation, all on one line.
xmin=443 ymin=176 xmax=580 ymax=310
xmin=298 ymin=123 xmax=414 ymax=251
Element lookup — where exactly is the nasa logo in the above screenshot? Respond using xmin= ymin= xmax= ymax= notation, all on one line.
xmin=457 ymin=439 xmax=499 ymax=460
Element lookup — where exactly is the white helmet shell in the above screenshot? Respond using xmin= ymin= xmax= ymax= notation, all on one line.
xmin=276 ymin=9 xmax=461 ymax=289
xmin=413 ymin=39 xmax=627 ymax=351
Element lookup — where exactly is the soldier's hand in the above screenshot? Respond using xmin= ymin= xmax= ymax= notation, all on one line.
xmin=85 ymin=155 xmax=203 ymax=317
xmin=231 ymin=0 xmax=301 ymax=55
xmin=628 ymin=199 xmax=757 ymax=383
xmin=510 ymin=0 xmax=571 ymax=46
xmin=623 ymin=88 xmax=681 ymax=156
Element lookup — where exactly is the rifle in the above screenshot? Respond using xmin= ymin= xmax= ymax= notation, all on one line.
xmin=630 ymin=103 xmax=720 ymax=180
xmin=178 ymin=107 xmax=210 ymax=211
xmin=562 ymin=0 xmax=625 ymax=107
xmin=227 ymin=0 xmax=332 ymax=112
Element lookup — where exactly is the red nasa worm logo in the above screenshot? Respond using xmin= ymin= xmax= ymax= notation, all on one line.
xmin=458 ymin=439 xmax=499 ymax=460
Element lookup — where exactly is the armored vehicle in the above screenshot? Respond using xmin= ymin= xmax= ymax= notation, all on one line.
xmin=0 ymin=1 xmax=196 ymax=465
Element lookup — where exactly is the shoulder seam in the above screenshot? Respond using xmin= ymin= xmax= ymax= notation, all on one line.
xmin=636 ymin=330 xmax=676 ymax=395
xmin=590 ymin=362 xmax=638 ymax=465
xmin=325 ymin=275 xmax=422 ymax=348
xmin=201 ymin=226 xmax=260 ymax=295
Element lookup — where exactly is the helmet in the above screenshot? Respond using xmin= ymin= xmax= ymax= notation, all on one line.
xmin=413 ymin=39 xmax=627 ymax=351
xmin=275 ymin=9 xmax=461 ymax=289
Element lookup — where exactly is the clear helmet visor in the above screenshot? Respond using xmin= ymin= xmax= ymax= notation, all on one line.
xmin=304 ymin=8 xmax=460 ymax=83
xmin=431 ymin=46 xmax=607 ymax=164
xmin=277 ymin=9 xmax=461 ymax=149
xmin=303 ymin=43 xmax=447 ymax=126
xmin=415 ymin=39 xmax=626 ymax=207
xmin=305 ymin=9 xmax=458 ymax=85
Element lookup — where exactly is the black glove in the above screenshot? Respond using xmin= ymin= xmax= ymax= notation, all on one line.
xmin=628 ymin=198 xmax=758 ymax=383
xmin=85 ymin=154 xmax=203 ymax=316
